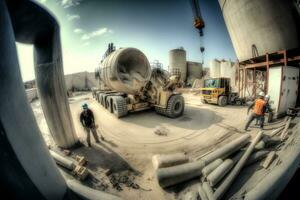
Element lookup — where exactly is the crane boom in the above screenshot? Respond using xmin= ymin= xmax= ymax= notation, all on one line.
xmin=190 ymin=0 xmax=205 ymax=36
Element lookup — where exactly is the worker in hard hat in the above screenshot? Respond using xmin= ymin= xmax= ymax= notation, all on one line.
xmin=80 ymin=103 xmax=101 ymax=147
xmin=244 ymin=92 xmax=267 ymax=131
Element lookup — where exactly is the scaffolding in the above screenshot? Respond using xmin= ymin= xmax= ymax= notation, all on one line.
xmin=238 ymin=48 xmax=300 ymax=99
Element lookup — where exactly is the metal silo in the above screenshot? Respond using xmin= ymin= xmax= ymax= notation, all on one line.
xmin=219 ymin=0 xmax=300 ymax=61
xmin=209 ymin=59 xmax=221 ymax=78
xmin=186 ymin=61 xmax=202 ymax=85
xmin=169 ymin=48 xmax=187 ymax=82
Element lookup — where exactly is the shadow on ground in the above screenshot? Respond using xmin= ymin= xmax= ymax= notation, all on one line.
xmin=72 ymin=142 xmax=137 ymax=174
xmin=121 ymin=105 xmax=223 ymax=130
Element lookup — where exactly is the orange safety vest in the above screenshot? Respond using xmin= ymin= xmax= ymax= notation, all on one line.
xmin=253 ymin=99 xmax=266 ymax=116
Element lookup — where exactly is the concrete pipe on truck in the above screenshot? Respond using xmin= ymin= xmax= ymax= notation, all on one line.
xmin=219 ymin=0 xmax=300 ymax=61
xmin=100 ymin=48 xmax=152 ymax=95
xmin=169 ymin=48 xmax=187 ymax=83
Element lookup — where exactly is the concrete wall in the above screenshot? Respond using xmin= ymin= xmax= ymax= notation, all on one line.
xmin=64 ymin=71 xmax=98 ymax=91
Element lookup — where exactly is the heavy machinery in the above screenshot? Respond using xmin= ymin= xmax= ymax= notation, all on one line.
xmin=200 ymin=77 xmax=243 ymax=106
xmin=94 ymin=45 xmax=185 ymax=118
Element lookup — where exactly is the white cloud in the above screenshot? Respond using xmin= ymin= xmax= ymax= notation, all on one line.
xmin=39 ymin=0 xmax=47 ymax=3
xmin=74 ymin=28 xmax=84 ymax=34
xmin=61 ymin=0 xmax=81 ymax=8
xmin=67 ymin=14 xmax=80 ymax=21
xmin=81 ymin=27 xmax=113 ymax=40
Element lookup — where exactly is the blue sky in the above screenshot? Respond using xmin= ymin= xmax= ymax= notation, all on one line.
xmin=17 ymin=0 xmax=236 ymax=81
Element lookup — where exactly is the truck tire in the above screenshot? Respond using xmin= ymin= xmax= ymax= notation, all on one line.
xmin=106 ymin=96 xmax=114 ymax=113
xmin=155 ymin=95 xmax=185 ymax=118
xmin=218 ymin=96 xmax=228 ymax=106
xmin=112 ymin=96 xmax=128 ymax=118
xmin=102 ymin=94 xmax=111 ymax=108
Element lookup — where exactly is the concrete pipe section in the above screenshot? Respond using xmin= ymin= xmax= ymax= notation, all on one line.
xmin=0 ymin=0 xmax=67 ymax=199
xmin=7 ymin=0 xmax=78 ymax=148
xmin=100 ymin=48 xmax=152 ymax=95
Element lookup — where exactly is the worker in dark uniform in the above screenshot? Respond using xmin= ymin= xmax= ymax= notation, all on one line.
xmin=80 ymin=103 xmax=100 ymax=147
xmin=244 ymin=92 xmax=267 ymax=131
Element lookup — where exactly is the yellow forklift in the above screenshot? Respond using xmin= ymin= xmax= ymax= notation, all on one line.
xmin=200 ymin=77 xmax=244 ymax=106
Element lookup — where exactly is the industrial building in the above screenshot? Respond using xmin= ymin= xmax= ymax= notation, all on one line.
xmin=1 ymin=0 xmax=300 ymax=200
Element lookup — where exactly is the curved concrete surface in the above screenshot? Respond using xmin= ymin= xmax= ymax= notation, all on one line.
xmin=100 ymin=48 xmax=151 ymax=95
xmin=0 ymin=0 xmax=66 ymax=199
xmin=7 ymin=0 xmax=78 ymax=148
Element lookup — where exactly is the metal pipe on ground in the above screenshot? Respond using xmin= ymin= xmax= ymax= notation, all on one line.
xmin=244 ymin=127 xmax=300 ymax=199
xmin=67 ymin=179 xmax=121 ymax=200
xmin=281 ymin=117 xmax=292 ymax=141
xmin=156 ymin=135 xmax=250 ymax=188
xmin=50 ymin=150 xmax=75 ymax=170
xmin=202 ymin=182 xmax=215 ymax=200
xmin=202 ymin=159 xmax=223 ymax=177
xmin=198 ymin=184 xmax=208 ymax=200
xmin=213 ymin=131 xmax=263 ymax=200
xmin=207 ymin=159 xmax=234 ymax=187
xmin=152 ymin=153 xmax=189 ymax=170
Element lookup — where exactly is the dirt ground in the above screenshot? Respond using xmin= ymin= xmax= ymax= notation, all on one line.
xmin=31 ymin=91 xmax=280 ymax=200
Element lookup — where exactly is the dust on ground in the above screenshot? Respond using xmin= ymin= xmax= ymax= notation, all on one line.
xmin=31 ymin=91 xmax=284 ymax=200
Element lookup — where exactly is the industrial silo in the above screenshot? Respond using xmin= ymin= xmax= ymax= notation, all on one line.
xmin=219 ymin=0 xmax=300 ymax=61
xmin=209 ymin=59 xmax=221 ymax=78
xmin=186 ymin=61 xmax=202 ymax=85
xmin=169 ymin=48 xmax=187 ymax=82
xmin=220 ymin=60 xmax=237 ymax=90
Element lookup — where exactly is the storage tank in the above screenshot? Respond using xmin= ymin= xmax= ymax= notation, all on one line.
xmin=100 ymin=48 xmax=151 ymax=95
xmin=220 ymin=60 xmax=237 ymax=90
xmin=186 ymin=61 xmax=202 ymax=85
xmin=209 ymin=59 xmax=221 ymax=78
xmin=169 ymin=48 xmax=187 ymax=82
xmin=219 ymin=0 xmax=300 ymax=61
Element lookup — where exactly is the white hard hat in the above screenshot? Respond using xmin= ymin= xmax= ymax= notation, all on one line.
xmin=265 ymin=94 xmax=270 ymax=99
xmin=258 ymin=91 xmax=265 ymax=97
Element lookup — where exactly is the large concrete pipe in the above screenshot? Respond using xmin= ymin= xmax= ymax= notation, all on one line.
xmin=219 ymin=0 xmax=300 ymax=61
xmin=156 ymin=135 xmax=250 ymax=188
xmin=100 ymin=48 xmax=152 ymax=95
xmin=0 ymin=0 xmax=66 ymax=199
xmin=7 ymin=0 xmax=78 ymax=148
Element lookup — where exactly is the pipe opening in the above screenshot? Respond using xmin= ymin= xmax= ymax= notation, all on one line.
xmin=117 ymin=49 xmax=150 ymax=87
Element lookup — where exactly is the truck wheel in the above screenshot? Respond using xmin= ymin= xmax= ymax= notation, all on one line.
xmin=166 ymin=95 xmax=185 ymax=118
xmin=112 ymin=96 xmax=128 ymax=118
xmin=218 ymin=96 xmax=228 ymax=106
xmin=105 ymin=96 xmax=114 ymax=112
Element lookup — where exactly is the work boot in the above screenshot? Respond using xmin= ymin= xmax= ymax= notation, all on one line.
xmin=87 ymin=143 xmax=92 ymax=147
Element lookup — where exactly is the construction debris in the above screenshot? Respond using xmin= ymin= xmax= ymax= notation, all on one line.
xmin=198 ymin=183 xmax=208 ymax=200
xmin=72 ymin=165 xmax=89 ymax=181
xmin=202 ymin=182 xmax=215 ymax=200
xmin=207 ymin=159 xmax=234 ymax=187
xmin=50 ymin=150 xmax=75 ymax=170
xmin=109 ymin=171 xmax=140 ymax=191
xmin=262 ymin=151 xmax=276 ymax=169
xmin=201 ymin=158 xmax=223 ymax=177
xmin=213 ymin=131 xmax=263 ymax=200
xmin=156 ymin=134 xmax=250 ymax=188
xmin=280 ymin=117 xmax=292 ymax=141
xmin=154 ymin=125 xmax=170 ymax=136
xmin=76 ymin=155 xmax=87 ymax=166
xmin=152 ymin=152 xmax=189 ymax=170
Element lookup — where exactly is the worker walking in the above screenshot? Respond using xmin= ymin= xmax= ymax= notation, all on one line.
xmin=244 ymin=92 xmax=267 ymax=131
xmin=80 ymin=103 xmax=101 ymax=147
